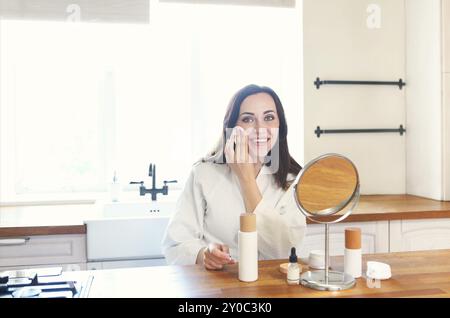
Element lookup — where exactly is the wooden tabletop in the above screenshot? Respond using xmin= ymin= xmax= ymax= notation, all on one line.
xmin=64 ymin=249 xmax=450 ymax=298
xmin=1 ymin=195 xmax=450 ymax=236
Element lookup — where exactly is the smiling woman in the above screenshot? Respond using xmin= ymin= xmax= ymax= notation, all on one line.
xmin=206 ymin=85 xmax=301 ymax=191
xmin=0 ymin=0 xmax=302 ymax=203
xmin=162 ymin=84 xmax=305 ymax=268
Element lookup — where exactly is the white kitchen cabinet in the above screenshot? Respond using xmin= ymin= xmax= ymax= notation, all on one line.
xmin=0 ymin=234 xmax=86 ymax=269
xmin=390 ymin=218 xmax=450 ymax=252
xmin=299 ymin=221 xmax=389 ymax=258
xmin=444 ymin=73 xmax=450 ymax=200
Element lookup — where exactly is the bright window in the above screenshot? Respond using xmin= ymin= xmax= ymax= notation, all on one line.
xmin=0 ymin=0 xmax=303 ymax=202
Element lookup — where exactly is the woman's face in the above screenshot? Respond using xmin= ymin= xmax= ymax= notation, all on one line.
xmin=236 ymin=92 xmax=280 ymax=160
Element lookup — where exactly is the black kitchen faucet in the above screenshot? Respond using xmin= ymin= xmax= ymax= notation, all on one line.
xmin=130 ymin=163 xmax=177 ymax=201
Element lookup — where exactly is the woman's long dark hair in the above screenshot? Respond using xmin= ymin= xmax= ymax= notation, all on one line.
xmin=203 ymin=84 xmax=302 ymax=190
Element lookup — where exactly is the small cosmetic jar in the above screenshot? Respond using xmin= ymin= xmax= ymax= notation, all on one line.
xmin=308 ymin=250 xmax=325 ymax=269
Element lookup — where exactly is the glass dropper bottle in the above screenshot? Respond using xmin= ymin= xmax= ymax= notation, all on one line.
xmin=287 ymin=247 xmax=300 ymax=285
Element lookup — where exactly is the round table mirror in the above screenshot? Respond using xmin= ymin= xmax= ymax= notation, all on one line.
xmin=293 ymin=153 xmax=360 ymax=291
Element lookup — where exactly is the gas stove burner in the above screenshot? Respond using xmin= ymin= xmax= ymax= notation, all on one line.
xmin=12 ymin=287 xmax=42 ymax=298
xmin=0 ymin=268 xmax=93 ymax=298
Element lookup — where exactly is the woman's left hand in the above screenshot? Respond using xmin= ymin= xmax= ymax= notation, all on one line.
xmin=225 ymin=126 xmax=256 ymax=182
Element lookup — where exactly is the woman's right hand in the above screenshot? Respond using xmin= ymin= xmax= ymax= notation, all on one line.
xmin=197 ymin=243 xmax=236 ymax=270
xmin=225 ymin=126 xmax=257 ymax=182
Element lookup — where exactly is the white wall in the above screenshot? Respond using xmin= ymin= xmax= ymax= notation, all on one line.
xmin=405 ymin=0 xmax=443 ymax=200
xmin=443 ymin=0 xmax=450 ymax=200
xmin=303 ymin=0 xmax=406 ymax=194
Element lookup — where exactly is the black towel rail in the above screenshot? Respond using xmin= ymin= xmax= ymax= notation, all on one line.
xmin=314 ymin=77 xmax=406 ymax=90
xmin=315 ymin=125 xmax=406 ymax=138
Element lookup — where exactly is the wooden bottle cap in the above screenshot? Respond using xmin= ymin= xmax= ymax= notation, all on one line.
xmin=240 ymin=213 xmax=256 ymax=232
xmin=279 ymin=263 xmax=289 ymax=274
xmin=279 ymin=262 xmax=302 ymax=274
xmin=345 ymin=227 xmax=361 ymax=249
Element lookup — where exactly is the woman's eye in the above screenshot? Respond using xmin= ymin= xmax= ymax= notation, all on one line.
xmin=242 ymin=116 xmax=254 ymax=123
xmin=264 ymin=114 xmax=275 ymax=121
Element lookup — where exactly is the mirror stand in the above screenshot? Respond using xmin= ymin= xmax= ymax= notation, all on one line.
xmin=300 ymin=223 xmax=355 ymax=291
xmin=293 ymin=153 xmax=361 ymax=291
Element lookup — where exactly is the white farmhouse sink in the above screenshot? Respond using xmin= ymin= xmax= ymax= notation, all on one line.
xmin=100 ymin=200 xmax=176 ymax=218
xmin=85 ymin=200 xmax=177 ymax=262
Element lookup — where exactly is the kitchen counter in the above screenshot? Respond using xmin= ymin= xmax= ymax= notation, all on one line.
xmin=0 ymin=203 xmax=95 ymax=237
xmin=318 ymin=194 xmax=450 ymax=223
xmin=1 ymin=195 xmax=450 ymax=237
xmin=62 ymin=249 xmax=450 ymax=297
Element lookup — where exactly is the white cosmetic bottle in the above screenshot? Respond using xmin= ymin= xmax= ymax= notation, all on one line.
xmin=238 ymin=213 xmax=258 ymax=282
xmin=110 ymin=171 xmax=121 ymax=202
xmin=344 ymin=228 xmax=362 ymax=278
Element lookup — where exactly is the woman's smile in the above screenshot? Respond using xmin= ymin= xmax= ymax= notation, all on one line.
xmin=249 ymin=132 xmax=271 ymax=147
xmin=247 ymin=128 xmax=277 ymax=160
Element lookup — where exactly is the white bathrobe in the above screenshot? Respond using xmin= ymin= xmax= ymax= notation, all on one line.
xmin=161 ymin=161 xmax=306 ymax=265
